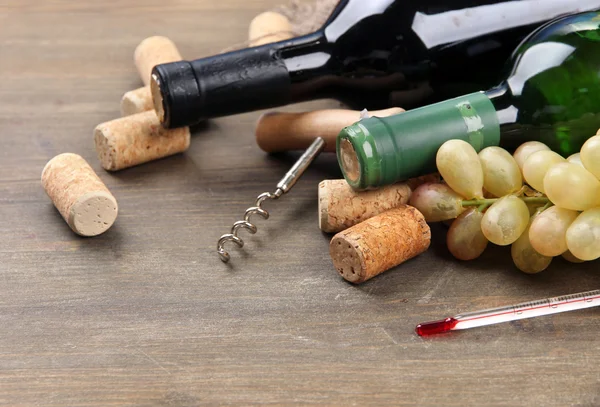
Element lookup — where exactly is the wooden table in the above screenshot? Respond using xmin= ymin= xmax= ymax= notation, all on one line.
xmin=1 ymin=2 xmax=599 ymax=405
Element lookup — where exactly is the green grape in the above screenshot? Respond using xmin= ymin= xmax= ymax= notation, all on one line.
xmin=580 ymin=135 xmax=600 ymax=179
xmin=522 ymin=150 xmax=565 ymax=193
xmin=529 ymin=206 xmax=578 ymax=256
xmin=511 ymin=220 xmax=553 ymax=274
xmin=513 ymin=141 xmax=550 ymax=173
xmin=436 ymin=139 xmax=483 ymax=199
xmin=481 ymin=195 xmax=530 ymax=246
xmin=543 ymin=162 xmax=600 ymax=211
xmin=447 ymin=208 xmax=488 ymax=261
xmin=566 ymin=208 xmax=600 ymax=261
xmin=479 ymin=146 xmax=522 ymax=197
xmin=409 ymin=183 xmax=465 ymax=222
xmin=562 ymin=250 xmax=585 ymax=264
xmin=567 ymin=153 xmax=584 ymax=167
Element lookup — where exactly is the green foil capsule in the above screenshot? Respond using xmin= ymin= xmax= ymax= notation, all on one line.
xmin=337 ymin=92 xmax=500 ymax=190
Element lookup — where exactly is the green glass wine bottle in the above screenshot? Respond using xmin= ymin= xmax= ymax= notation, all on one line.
xmin=337 ymin=11 xmax=600 ymax=190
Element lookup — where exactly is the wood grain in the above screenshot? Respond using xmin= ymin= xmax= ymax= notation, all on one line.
xmin=1 ymin=1 xmax=600 ymax=406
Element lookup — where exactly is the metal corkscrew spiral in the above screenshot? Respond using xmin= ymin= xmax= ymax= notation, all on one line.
xmin=217 ymin=137 xmax=326 ymax=263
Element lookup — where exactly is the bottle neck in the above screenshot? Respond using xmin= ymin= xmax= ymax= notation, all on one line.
xmin=277 ymin=31 xmax=414 ymax=106
xmin=485 ymin=82 xmax=537 ymax=151
xmin=485 ymin=83 xmax=517 ymax=126
xmin=276 ymin=32 xmax=336 ymax=98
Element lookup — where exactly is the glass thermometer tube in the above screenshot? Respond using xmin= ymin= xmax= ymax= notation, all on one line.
xmin=416 ymin=289 xmax=600 ymax=336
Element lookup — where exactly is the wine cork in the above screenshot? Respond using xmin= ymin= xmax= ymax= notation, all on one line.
xmin=94 ymin=110 xmax=191 ymax=171
xmin=121 ymin=86 xmax=154 ymax=116
xmin=249 ymin=11 xmax=294 ymax=47
xmin=256 ymin=107 xmax=404 ymax=153
xmin=319 ymin=174 xmax=440 ymax=233
xmin=330 ymin=206 xmax=431 ymax=284
xmin=41 ymin=153 xmax=118 ymax=237
xmin=319 ymin=180 xmax=412 ymax=233
xmin=121 ymin=36 xmax=183 ymax=117
xmin=134 ymin=36 xmax=182 ymax=86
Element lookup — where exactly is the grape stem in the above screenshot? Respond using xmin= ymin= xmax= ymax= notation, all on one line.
xmin=515 ymin=185 xmax=527 ymax=196
xmin=462 ymin=197 xmax=549 ymax=207
xmin=477 ymin=203 xmax=491 ymax=212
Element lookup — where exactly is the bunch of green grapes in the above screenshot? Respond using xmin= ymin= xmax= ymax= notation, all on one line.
xmin=409 ymin=135 xmax=600 ymax=273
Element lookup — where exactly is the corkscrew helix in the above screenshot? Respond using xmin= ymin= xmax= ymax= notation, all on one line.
xmin=217 ymin=137 xmax=326 ymax=263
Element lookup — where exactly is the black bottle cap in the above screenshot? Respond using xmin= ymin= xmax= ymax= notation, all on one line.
xmin=152 ymin=47 xmax=292 ymax=129
xmin=151 ymin=61 xmax=203 ymax=129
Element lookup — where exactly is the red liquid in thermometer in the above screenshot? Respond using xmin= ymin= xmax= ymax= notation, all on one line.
xmin=415 ymin=289 xmax=600 ymax=336
xmin=415 ymin=317 xmax=458 ymax=336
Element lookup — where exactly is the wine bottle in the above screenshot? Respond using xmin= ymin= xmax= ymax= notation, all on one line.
xmin=151 ymin=0 xmax=600 ymax=128
xmin=337 ymin=11 xmax=600 ymax=190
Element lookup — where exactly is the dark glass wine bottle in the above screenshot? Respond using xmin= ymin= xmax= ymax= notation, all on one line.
xmin=151 ymin=0 xmax=600 ymax=128
xmin=336 ymin=11 xmax=600 ymax=190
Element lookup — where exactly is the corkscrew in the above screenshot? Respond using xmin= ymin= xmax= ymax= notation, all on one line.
xmin=217 ymin=137 xmax=326 ymax=262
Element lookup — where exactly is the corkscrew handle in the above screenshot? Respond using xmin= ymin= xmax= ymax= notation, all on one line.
xmin=275 ymin=137 xmax=326 ymax=195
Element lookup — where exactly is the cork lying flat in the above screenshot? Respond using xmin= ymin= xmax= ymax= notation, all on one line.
xmin=319 ymin=179 xmax=412 ymax=233
xmin=94 ymin=110 xmax=190 ymax=171
xmin=41 ymin=153 xmax=118 ymax=237
xmin=68 ymin=191 xmax=118 ymax=237
xmin=318 ymin=174 xmax=441 ymax=234
xmin=329 ymin=205 xmax=431 ymax=284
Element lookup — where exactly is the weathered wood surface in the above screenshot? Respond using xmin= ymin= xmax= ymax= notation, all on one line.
xmin=1 ymin=1 xmax=599 ymax=406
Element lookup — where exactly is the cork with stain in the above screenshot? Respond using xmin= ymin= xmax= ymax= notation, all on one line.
xmin=329 ymin=205 xmax=431 ymax=284
xmin=41 ymin=153 xmax=118 ymax=237
xmin=94 ymin=110 xmax=190 ymax=171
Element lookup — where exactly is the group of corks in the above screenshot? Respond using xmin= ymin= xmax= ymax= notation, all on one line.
xmin=41 ymin=36 xmax=189 ymax=237
xmin=41 ymin=1 xmax=434 ymax=284
xmin=320 ymin=177 xmax=436 ymax=283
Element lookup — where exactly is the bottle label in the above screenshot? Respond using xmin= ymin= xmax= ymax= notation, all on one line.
xmin=411 ymin=0 xmax=600 ymax=49
xmin=455 ymin=100 xmax=486 ymax=151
